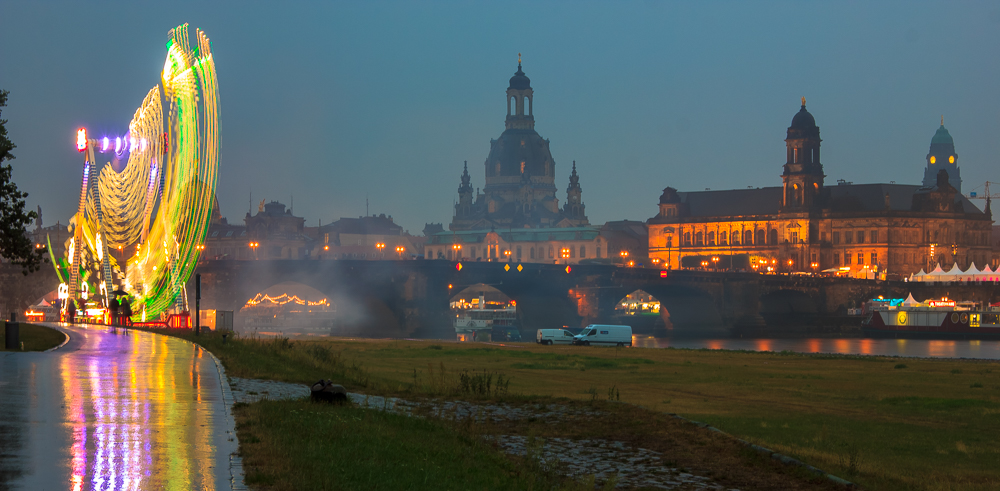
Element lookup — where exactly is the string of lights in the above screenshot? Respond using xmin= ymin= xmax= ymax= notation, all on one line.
xmin=245 ymin=294 xmax=331 ymax=307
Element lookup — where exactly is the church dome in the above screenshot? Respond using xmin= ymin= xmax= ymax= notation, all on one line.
xmin=931 ymin=125 xmax=954 ymax=146
xmin=486 ymin=128 xmax=554 ymax=179
xmin=787 ymin=98 xmax=819 ymax=139
xmin=509 ymin=64 xmax=531 ymax=90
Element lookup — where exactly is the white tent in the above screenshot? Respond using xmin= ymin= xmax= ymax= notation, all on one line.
xmin=902 ymin=293 xmax=920 ymax=307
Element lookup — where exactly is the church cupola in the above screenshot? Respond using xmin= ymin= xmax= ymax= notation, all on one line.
xmin=922 ymin=117 xmax=962 ymax=192
xmin=506 ymin=54 xmax=534 ymax=131
xmin=781 ymin=97 xmax=825 ymax=211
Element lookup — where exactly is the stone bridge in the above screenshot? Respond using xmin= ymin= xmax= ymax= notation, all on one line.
xmin=190 ymin=260 xmax=1000 ymax=338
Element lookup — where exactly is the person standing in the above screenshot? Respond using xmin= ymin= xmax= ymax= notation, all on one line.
xmin=67 ymin=298 xmax=77 ymax=324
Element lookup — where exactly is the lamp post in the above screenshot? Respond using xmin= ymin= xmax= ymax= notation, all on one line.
xmin=619 ymin=250 xmax=629 ymax=267
xmin=711 ymin=256 xmax=719 ymax=271
xmin=376 ymin=242 xmax=386 ymax=259
xmin=451 ymin=243 xmax=461 ymax=261
xmin=249 ymin=241 xmax=259 ymax=260
xmin=396 ymin=245 xmax=405 ymax=259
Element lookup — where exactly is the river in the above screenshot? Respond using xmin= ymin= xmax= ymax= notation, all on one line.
xmin=631 ymin=335 xmax=1000 ymax=360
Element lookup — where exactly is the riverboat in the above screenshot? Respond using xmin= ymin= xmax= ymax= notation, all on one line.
xmin=453 ymin=296 xmax=520 ymax=342
xmin=862 ymin=294 xmax=1000 ymax=338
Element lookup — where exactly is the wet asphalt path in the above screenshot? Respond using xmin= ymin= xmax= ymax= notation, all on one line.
xmin=0 ymin=323 xmax=237 ymax=491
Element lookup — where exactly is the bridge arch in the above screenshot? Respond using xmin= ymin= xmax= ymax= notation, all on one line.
xmin=613 ymin=289 xmax=668 ymax=334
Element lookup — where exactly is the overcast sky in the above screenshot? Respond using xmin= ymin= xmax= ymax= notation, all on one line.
xmin=2 ymin=1 xmax=999 ymax=234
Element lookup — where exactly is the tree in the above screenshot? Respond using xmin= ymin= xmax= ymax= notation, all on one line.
xmin=0 ymin=90 xmax=46 ymax=274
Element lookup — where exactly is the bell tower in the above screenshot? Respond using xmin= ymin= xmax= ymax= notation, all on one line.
xmin=781 ymin=97 xmax=824 ymax=211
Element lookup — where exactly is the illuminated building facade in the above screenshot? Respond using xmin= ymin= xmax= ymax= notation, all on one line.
xmin=647 ymin=101 xmax=993 ymax=278
xmin=307 ymin=214 xmax=419 ymax=260
xmin=425 ymin=227 xmax=606 ymax=264
xmin=450 ymin=58 xmax=589 ymax=231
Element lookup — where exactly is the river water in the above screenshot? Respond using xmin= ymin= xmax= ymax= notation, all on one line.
xmin=632 ymin=336 xmax=1000 ymax=360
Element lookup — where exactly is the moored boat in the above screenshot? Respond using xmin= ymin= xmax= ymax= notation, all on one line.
xmin=862 ymin=294 xmax=1000 ymax=338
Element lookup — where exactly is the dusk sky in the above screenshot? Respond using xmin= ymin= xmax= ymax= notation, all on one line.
xmin=2 ymin=1 xmax=998 ymax=234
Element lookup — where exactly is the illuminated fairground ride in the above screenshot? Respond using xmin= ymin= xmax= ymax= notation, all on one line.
xmin=56 ymin=24 xmax=219 ymax=323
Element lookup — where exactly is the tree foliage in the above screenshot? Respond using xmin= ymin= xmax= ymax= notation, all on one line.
xmin=0 ymin=90 xmax=47 ymax=275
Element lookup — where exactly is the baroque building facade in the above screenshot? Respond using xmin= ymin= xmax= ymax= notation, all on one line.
xmin=647 ymin=100 xmax=993 ymax=279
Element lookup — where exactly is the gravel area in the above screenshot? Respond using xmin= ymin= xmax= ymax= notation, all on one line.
xmin=227 ymin=377 xmax=738 ymax=490
xmin=493 ymin=435 xmax=739 ymax=490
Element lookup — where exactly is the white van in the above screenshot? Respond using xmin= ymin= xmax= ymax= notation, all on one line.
xmin=536 ymin=329 xmax=576 ymax=345
xmin=572 ymin=325 xmax=632 ymax=347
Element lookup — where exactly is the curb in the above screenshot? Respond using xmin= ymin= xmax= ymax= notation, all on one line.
xmin=204 ymin=349 xmax=249 ymax=491
xmin=666 ymin=413 xmax=856 ymax=488
xmin=43 ymin=325 xmax=71 ymax=352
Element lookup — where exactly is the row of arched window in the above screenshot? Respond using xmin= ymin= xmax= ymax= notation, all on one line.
xmin=678 ymin=229 xmax=781 ymax=247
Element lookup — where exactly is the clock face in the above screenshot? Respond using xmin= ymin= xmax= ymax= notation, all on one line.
xmin=929 ymin=156 xmax=937 ymax=164
xmin=949 ymin=155 xmax=955 ymax=163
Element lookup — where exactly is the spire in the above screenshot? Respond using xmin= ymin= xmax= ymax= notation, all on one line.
xmin=801 ymin=96 xmax=806 ymax=107
xmin=568 ymin=161 xmax=579 ymax=187
xmin=941 ymin=114 xmax=944 ymax=126
xmin=458 ymin=161 xmax=472 ymax=194
xmin=518 ymin=52 xmax=521 ymax=65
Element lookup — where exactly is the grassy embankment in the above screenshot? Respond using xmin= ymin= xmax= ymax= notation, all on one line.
xmin=0 ymin=322 xmax=66 ymax=351
xmin=164 ymin=329 xmax=999 ymax=491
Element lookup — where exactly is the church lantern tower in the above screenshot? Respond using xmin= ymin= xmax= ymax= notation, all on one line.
xmin=506 ymin=53 xmax=534 ymax=131
xmin=922 ymin=117 xmax=962 ymax=192
xmin=781 ymin=98 xmax=825 ymax=211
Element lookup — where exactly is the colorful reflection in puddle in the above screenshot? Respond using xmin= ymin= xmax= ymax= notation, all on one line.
xmin=57 ymin=326 xmax=222 ymax=490
xmin=630 ymin=335 xmax=1000 ymax=359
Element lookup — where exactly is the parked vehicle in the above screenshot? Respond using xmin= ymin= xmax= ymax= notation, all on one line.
xmin=536 ymin=328 xmax=576 ymax=345
xmin=572 ymin=324 xmax=633 ymax=346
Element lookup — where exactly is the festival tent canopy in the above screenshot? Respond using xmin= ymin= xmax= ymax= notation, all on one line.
xmin=902 ymin=293 xmax=920 ymax=307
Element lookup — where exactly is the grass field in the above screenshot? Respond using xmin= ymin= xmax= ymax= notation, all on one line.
xmin=162 ymin=330 xmax=1000 ymax=490
xmin=0 ymin=322 xmax=65 ymax=351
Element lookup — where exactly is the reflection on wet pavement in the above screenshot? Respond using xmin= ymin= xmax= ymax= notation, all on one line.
xmin=0 ymin=324 xmax=235 ymax=490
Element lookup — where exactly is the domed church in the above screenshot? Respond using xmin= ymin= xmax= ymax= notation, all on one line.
xmin=449 ymin=57 xmax=589 ymax=231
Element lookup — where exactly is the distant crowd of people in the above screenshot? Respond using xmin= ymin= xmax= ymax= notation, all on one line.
xmin=61 ymin=295 xmax=132 ymax=326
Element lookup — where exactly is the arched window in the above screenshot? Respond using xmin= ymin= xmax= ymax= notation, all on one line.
xmin=526 ymin=96 xmax=532 ymax=115
xmin=755 ymin=229 xmax=766 ymax=245
xmin=731 ymin=231 xmax=740 ymax=245
xmin=719 ymin=231 xmax=727 ymax=246
xmin=510 ymin=96 xmax=515 ymax=115
xmin=684 ymin=232 xmax=691 ymax=246
xmin=695 ymin=232 xmax=703 ymax=246
xmin=768 ymin=229 xmax=778 ymax=245
xmin=596 ymin=246 xmax=602 ymax=258
xmin=743 ymin=230 xmax=753 ymax=245
xmin=548 ymin=246 xmax=554 ymax=259
xmin=707 ymin=231 xmax=715 ymax=246
xmin=580 ymin=245 xmax=586 ymax=258
xmin=530 ymin=247 xmax=535 ymax=259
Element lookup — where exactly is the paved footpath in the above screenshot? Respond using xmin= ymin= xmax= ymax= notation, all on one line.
xmin=0 ymin=323 xmax=240 ymax=491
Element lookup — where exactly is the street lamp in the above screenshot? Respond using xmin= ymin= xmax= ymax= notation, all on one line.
xmin=396 ymin=245 xmax=405 ymax=259
xmin=249 ymin=241 xmax=259 ymax=260
xmin=561 ymin=248 xmax=570 ymax=259
xmin=376 ymin=242 xmax=386 ymax=259
xmin=619 ymin=250 xmax=629 ymax=266
xmin=711 ymin=256 xmax=719 ymax=271
xmin=451 ymin=243 xmax=462 ymax=261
